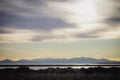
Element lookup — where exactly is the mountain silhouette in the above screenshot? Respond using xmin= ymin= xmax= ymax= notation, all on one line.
xmin=0 ymin=57 xmax=120 ymax=64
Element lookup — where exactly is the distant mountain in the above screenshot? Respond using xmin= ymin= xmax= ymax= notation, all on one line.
xmin=15 ymin=59 xmax=30 ymax=63
xmin=0 ymin=59 xmax=13 ymax=63
xmin=0 ymin=57 xmax=120 ymax=64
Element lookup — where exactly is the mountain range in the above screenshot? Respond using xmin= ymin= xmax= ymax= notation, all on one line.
xmin=0 ymin=57 xmax=120 ymax=64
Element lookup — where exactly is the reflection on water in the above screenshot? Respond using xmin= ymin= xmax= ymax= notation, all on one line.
xmin=0 ymin=63 xmax=120 ymax=70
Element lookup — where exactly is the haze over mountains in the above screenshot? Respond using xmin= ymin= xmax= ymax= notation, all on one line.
xmin=0 ymin=57 xmax=120 ymax=64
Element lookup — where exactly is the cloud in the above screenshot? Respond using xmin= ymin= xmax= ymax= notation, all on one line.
xmin=0 ymin=0 xmax=74 ymax=36
xmin=0 ymin=12 xmax=13 ymax=26
xmin=30 ymin=35 xmax=55 ymax=42
xmin=74 ymin=28 xmax=107 ymax=38
xmin=105 ymin=17 xmax=120 ymax=27
xmin=106 ymin=17 xmax=120 ymax=23
xmin=0 ymin=28 xmax=14 ymax=34
xmin=0 ymin=0 xmax=120 ymax=42
xmin=0 ymin=12 xmax=74 ymax=30
xmin=0 ymin=0 xmax=73 ymax=17
xmin=0 ymin=0 xmax=45 ymax=16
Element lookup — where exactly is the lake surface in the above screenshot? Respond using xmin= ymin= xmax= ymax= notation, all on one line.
xmin=0 ymin=63 xmax=120 ymax=70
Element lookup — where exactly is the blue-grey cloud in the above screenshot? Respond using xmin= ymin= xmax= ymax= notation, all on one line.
xmin=0 ymin=28 xmax=13 ymax=34
xmin=0 ymin=0 xmax=120 ymax=42
xmin=106 ymin=17 xmax=120 ymax=24
xmin=30 ymin=35 xmax=55 ymax=41
xmin=30 ymin=34 xmax=67 ymax=41
xmin=74 ymin=28 xmax=107 ymax=38
xmin=23 ymin=0 xmax=46 ymax=6
xmin=0 ymin=0 xmax=74 ymax=33
xmin=105 ymin=17 xmax=120 ymax=29
xmin=0 ymin=12 xmax=73 ymax=30
xmin=0 ymin=0 xmax=70 ymax=16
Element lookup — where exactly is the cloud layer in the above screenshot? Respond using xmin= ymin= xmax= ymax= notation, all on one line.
xmin=0 ymin=0 xmax=120 ymax=42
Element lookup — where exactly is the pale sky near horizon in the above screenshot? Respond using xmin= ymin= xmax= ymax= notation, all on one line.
xmin=0 ymin=0 xmax=120 ymax=61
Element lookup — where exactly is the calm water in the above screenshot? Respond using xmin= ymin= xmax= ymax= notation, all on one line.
xmin=0 ymin=63 xmax=120 ymax=70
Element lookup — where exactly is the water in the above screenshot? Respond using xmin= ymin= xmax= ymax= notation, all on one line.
xmin=0 ymin=63 xmax=120 ymax=70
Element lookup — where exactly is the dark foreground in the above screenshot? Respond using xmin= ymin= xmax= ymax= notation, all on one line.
xmin=0 ymin=67 xmax=120 ymax=80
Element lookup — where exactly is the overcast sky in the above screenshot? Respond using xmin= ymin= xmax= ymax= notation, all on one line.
xmin=0 ymin=0 xmax=120 ymax=61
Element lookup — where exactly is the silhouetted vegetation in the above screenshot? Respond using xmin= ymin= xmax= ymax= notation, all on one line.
xmin=0 ymin=66 xmax=120 ymax=80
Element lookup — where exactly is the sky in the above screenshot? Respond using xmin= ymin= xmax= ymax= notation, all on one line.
xmin=0 ymin=0 xmax=120 ymax=61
